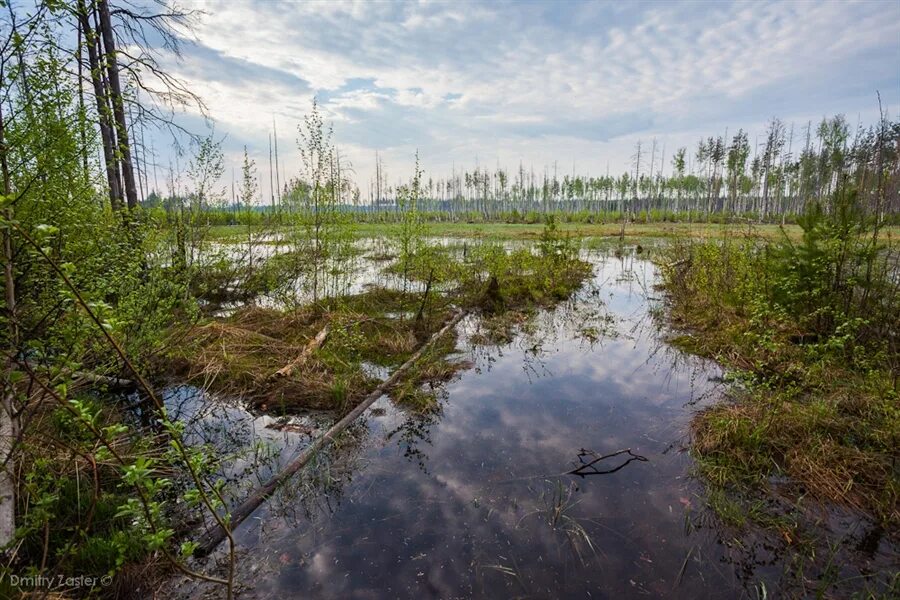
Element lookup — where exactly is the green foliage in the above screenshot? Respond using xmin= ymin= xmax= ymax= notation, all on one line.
xmin=659 ymin=189 xmax=899 ymax=525
xmin=0 ymin=14 xmax=229 ymax=592
xmin=768 ymin=187 xmax=893 ymax=359
xmin=15 ymin=403 xmax=181 ymax=580
xmin=275 ymin=99 xmax=358 ymax=305
xmin=394 ymin=153 xmax=427 ymax=293
xmin=456 ymin=225 xmax=590 ymax=311
xmin=537 ymin=214 xmax=576 ymax=263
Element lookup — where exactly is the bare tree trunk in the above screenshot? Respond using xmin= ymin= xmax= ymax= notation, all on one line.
xmin=273 ymin=119 xmax=281 ymax=210
xmin=130 ymin=103 xmax=145 ymax=203
xmin=0 ymin=91 xmax=18 ymax=550
xmin=98 ymin=0 xmax=139 ymax=209
xmin=77 ymin=0 xmax=121 ymax=209
xmin=139 ymin=119 xmax=149 ymax=199
xmin=76 ymin=15 xmax=89 ymax=179
xmin=268 ymin=132 xmax=274 ymax=208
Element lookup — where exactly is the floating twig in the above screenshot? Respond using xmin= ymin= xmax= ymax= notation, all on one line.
xmin=567 ymin=448 xmax=648 ymax=477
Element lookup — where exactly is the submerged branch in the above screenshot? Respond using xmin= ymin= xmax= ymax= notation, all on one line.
xmin=568 ymin=448 xmax=649 ymax=477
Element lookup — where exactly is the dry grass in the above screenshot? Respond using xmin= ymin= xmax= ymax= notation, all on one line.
xmin=661 ymin=242 xmax=900 ymax=528
xmin=171 ymin=307 xmax=368 ymax=411
xmin=692 ymin=395 xmax=899 ymax=524
xmin=170 ymin=237 xmax=594 ymax=415
xmin=168 ymin=291 xmax=463 ymax=413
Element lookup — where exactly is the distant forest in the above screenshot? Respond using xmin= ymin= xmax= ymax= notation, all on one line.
xmin=147 ymin=114 xmax=900 ymax=225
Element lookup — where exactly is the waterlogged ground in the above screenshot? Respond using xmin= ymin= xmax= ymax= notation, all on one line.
xmin=202 ymin=236 xmax=465 ymax=314
xmin=159 ymin=246 xmax=895 ymax=599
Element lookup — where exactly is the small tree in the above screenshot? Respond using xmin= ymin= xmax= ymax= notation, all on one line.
xmin=183 ymin=133 xmax=225 ymax=272
xmin=294 ymin=100 xmax=355 ymax=304
xmin=240 ymin=146 xmax=259 ymax=273
xmin=395 ymin=152 xmax=426 ymax=294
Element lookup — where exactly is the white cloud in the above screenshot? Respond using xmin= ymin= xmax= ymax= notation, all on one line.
xmin=156 ymin=0 xmax=899 ymax=202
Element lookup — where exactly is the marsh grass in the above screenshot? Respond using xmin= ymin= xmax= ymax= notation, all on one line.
xmin=515 ymin=479 xmax=598 ymax=567
xmin=168 ymin=291 xmax=447 ymax=412
xmin=658 ymin=206 xmax=899 ymax=528
xmin=171 ymin=221 xmax=593 ymax=416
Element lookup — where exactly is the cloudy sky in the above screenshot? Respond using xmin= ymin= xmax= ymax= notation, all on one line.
xmin=160 ymin=0 xmax=900 ymax=202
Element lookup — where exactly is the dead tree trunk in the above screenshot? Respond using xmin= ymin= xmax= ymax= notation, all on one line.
xmin=77 ymin=0 xmax=122 ymax=209
xmin=76 ymin=14 xmax=89 ymax=179
xmin=97 ymin=0 xmax=138 ymax=209
xmin=271 ymin=324 xmax=330 ymax=379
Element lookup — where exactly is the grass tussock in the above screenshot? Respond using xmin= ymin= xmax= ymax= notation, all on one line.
xmin=455 ymin=219 xmax=593 ymax=312
xmin=170 ymin=223 xmax=594 ymax=416
xmin=660 ymin=199 xmax=899 ymax=528
xmin=169 ymin=292 xmax=457 ymax=412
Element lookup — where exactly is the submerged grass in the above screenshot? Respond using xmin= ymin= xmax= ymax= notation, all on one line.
xmin=204 ymin=221 xmax=900 ymax=243
xmin=168 ymin=230 xmax=593 ymax=416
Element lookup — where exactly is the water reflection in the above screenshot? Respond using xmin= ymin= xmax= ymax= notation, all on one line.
xmin=158 ymin=246 xmax=892 ymax=599
xmin=204 ymin=237 xmax=487 ymax=316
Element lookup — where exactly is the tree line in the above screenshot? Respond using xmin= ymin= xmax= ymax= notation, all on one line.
xmin=149 ymin=112 xmax=900 ymax=227
xmin=353 ymin=115 xmax=899 ymax=223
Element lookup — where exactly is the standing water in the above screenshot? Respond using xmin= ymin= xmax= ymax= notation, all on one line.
xmin=158 ymin=247 xmax=868 ymax=599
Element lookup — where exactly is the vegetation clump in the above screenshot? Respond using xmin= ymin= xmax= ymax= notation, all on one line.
xmin=169 ymin=291 xmax=449 ymax=413
xmin=660 ymin=185 xmax=899 ymax=527
xmin=170 ymin=217 xmax=593 ymax=415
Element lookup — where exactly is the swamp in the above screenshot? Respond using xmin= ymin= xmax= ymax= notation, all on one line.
xmin=1 ymin=1 xmax=899 ymax=599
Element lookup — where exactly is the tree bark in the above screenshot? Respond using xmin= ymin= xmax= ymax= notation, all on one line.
xmin=0 ymin=89 xmax=18 ymax=550
xmin=76 ymin=15 xmax=89 ymax=179
xmin=97 ymin=0 xmax=139 ymax=209
xmin=77 ymin=0 xmax=122 ymax=209
xmin=271 ymin=324 xmax=330 ymax=379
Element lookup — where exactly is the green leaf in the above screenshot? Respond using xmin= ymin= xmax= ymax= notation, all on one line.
xmin=180 ymin=540 xmax=199 ymax=558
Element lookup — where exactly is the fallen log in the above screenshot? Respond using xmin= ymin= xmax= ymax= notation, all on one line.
xmin=271 ymin=324 xmax=330 ymax=379
xmin=194 ymin=308 xmax=467 ymax=557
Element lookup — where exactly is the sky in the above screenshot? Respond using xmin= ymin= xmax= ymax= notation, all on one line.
xmin=154 ymin=0 xmax=900 ymax=203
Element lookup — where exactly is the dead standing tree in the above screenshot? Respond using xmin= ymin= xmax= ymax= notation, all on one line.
xmin=97 ymin=0 xmax=138 ymax=208
xmin=72 ymin=0 xmax=207 ymax=211
xmin=77 ymin=0 xmax=122 ymax=208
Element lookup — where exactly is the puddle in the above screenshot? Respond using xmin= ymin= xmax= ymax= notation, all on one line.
xmin=158 ymin=247 xmax=895 ymax=598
